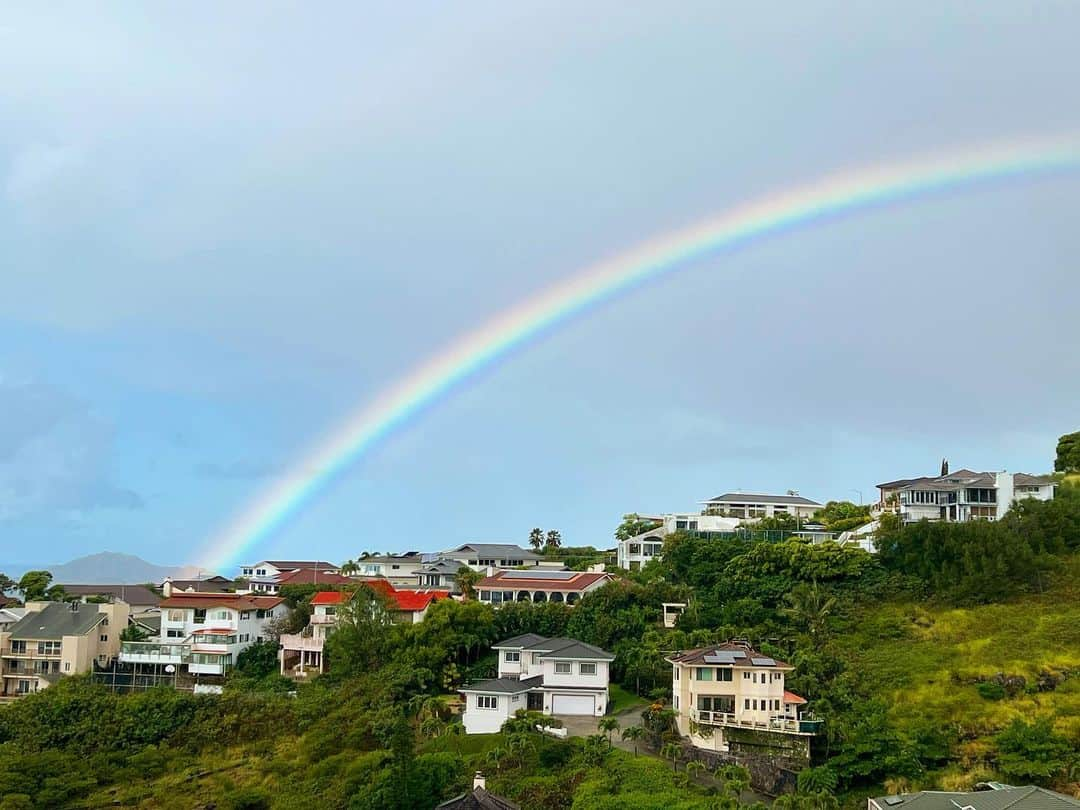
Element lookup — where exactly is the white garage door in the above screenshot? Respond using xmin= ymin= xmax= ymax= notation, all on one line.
xmin=551 ymin=694 xmax=595 ymax=715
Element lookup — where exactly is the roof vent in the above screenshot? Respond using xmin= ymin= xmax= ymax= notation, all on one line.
xmin=884 ymin=797 xmax=904 ymax=806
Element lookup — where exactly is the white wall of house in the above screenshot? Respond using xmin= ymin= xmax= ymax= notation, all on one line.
xmin=541 ymin=658 xmax=609 ymax=691
xmin=462 ymin=690 xmax=525 ymax=734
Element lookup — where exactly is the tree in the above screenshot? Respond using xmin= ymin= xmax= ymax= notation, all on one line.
xmin=1055 ymin=431 xmax=1080 ymax=473
xmin=620 ymin=724 xmax=645 ymax=756
xmin=454 ymin=567 xmax=482 ymax=600
xmin=119 ymin=624 xmax=150 ymax=643
xmin=322 ymin=586 xmax=395 ymax=676
xmin=17 ymin=571 xmax=53 ymax=601
xmin=528 ymin=528 xmax=545 ymax=551
xmin=234 ymin=640 xmax=281 ymax=679
xmin=0 ymin=572 xmax=16 ymax=595
xmin=994 ymin=717 xmax=1074 ymax=785
xmin=598 ymin=716 xmax=620 ymax=747
xmin=715 ymin=763 xmax=750 ymax=798
xmin=780 ymin=581 xmax=837 ymax=638
xmin=660 ymin=741 xmax=681 ymax=771
xmin=685 ymin=760 xmax=706 ymax=782
xmin=340 ymin=559 xmax=359 ymax=576
xmin=615 ymin=513 xmax=661 ymax=541
xmin=545 ymin=529 xmax=562 ymax=550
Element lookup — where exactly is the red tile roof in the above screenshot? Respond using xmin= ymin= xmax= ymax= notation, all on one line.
xmin=275 ymin=569 xmax=354 ymax=586
xmin=475 ymin=571 xmax=613 ymax=592
xmin=310 ymin=582 xmax=449 ymax=613
xmin=159 ymin=592 xmax=285 ymax=610
xmin=783 ymin=690 xmax=807 ymax=705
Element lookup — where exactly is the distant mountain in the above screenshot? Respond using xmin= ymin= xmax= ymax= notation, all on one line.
xmin=16 ymin=552 xmax=202 ymax=585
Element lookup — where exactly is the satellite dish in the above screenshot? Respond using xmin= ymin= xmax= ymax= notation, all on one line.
xmin=165 ymin=665 xmax=175 ymax=673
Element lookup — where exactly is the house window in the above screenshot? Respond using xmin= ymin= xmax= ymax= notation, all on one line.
xmin=101 ymin=617 xmax=109 ymax=627
xmin=479 ymin=591 xmax=491 ymax=601
xmin=743 ymin=671 xmax=750 ymax=680
xmin=504 ymin=651 xmax=520 ymax=663
xmin=744 ymin=699 xmax=750 ymax=710
xmin=168 ymin=610 xmax=185 ymax=622
xmin=477 ymin=695 xmax=499 ymax=710
xmin=505 ymin=559 xmax=523 ymax=566
xmin=10 ymin=641 xmax=26 ymax=654
xmin=717 ymin=668 xmax=732 ymax=682
xmin=65 ymin=662 xmax=71 ymax=672
xmin=580 ymin=663 xmax=596 ymax=676
xmin=37 ymin=641 xmax=61 ymax=656
xmin=214 ymin=610 xmax=230 ymax=620
xmin=100 ymin=634 xmax=108 ymax=643
xmin=674 ymin=695 xmax=679 ymax=709
xmin=674 ymin=668 xmax=679 ymax=681
xmin=628 ymin=544 xmax=641 ymax=555
xmin=699 ymin=695 xmax=735 ymax=714
xmin=242 ymin=568 xmax=253 ymax=576
xmin=240 ymin=611 xmax=251 ymax=620
xmin=478 ymin=558 xmax=496 ymax=566
xmin=256 ymin=569 xmax=266 ymax=576
xmin=696 ymin=667 xmax=713 ymax=681
xmin=555 ymin=662 xmax=572 ymax=674
xmin=675 ymin=520 xmax=687 ymax=529
xmin=193 ymin=609 xmax=207 ymax=625
xmin=167 ymin=629 xmax=184 ymax=639
xmin=688 ymin=521 xmax=698 ymax=530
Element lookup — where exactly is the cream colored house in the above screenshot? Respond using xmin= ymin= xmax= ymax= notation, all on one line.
xmin=667 ymin=641 xmax=817 ymax=757
xmin=0 ymin=599 xmax=129 ymax=699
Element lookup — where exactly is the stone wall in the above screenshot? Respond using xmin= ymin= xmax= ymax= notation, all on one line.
xmin=675 ymin=741 xmax=802 ymax=797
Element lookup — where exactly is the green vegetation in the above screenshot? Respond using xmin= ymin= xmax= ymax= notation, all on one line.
xmin=2 ymin=452 xmax=1079 ymax=807
xmin=1055 ymin=431 xmax=1080 ymax=473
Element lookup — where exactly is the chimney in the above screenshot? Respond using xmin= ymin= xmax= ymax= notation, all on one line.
xmin=941 ymin=458 xmax=949 ymax=476
xmin=473 ymin=771 xmax=486 ymax=790
xmin=163 ymin=580 xmax=173 ymax=598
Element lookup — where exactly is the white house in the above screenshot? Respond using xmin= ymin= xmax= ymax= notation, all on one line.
xmin=237 ymin=560 xmax=340 ymax=594
xmin=474 ymin=570 xmax=614 ymax=605
xmin=120 ymin=592 xmax=286 ymax=678
xmin=667 ymin=641 xmax=819 ymax=755
xmin=438 ymin=543 xmax=559 ymax=571
xmin=460 ymin=634 xmax=614 ymax=733
xmin=876 ymin=469 xmax=1057 ymax=523
xmin=617 ymin=514 xmax=743 ymax=570
xmin=354 ymin=552 xmax=428 ymax=585
xmin=701 ymin=493 xmax=822 ymax=520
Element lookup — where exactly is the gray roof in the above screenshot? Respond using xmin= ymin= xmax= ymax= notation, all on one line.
xmin=703 ymin=492 xmax=822 ymax=506
xmin=530 ymin=637 xmax=615 ymax=661
xmin=493 ymin=633 xmax=548 ymax=650
xmin=417 ymin=558 xmax=465 ymax=575
xmin=8 ymin=602 xmax=107 ymax=640
xmin=134 ymin=614 xmax=161 ymax=634
xmin=444 ymin=543 xmax=543 ymax=560
xmin=60 ymin=584 xmax=161 ymax=606
xmin=872 ymin=787 xmax=1080 ymax=810
xmin=461 ymin=675 xmax=543 ymax=694
xmin=436 ymin=787 xmax=520 ymax=810
xmin=877 ymin=471 xmax=1055 ymax=491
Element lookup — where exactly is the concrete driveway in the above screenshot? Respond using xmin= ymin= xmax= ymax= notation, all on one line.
xmin=552 ymin=714 xmax=601 ymax=737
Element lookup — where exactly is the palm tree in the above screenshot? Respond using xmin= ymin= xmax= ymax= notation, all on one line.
xmin=598 ymin=716 xmax=620 ymax=747
xmin=545 ymin=529 xmax=562 ymax=550
xmin=454 ymin=566 xmax=482 ymax=600
xmin=620 ymin=724 xmax=645 ymax=756
xmin=716 ymin=763 xmax=750 ymax=799
xmin=660 ymin=741 xmax=681 ymax=772
xmin=528 ymin=528 xmax=544 ymax=551
xmin=484 ymin=746 xmax=507 ymax=773
xmin=780 ymin=580 xmax=837 ymax=638
xmin=685 ymin=760 xmax=706 ymax=782
xmin=419 ymin=716 xmax=443 ymax=739
xmin=340 ymin=559 xmax=359 ymax=576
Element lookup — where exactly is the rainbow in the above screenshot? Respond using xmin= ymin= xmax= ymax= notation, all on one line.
xmin=198 ymin=134 xmax=1080 ymax=572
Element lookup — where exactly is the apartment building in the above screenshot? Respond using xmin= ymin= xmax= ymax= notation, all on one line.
xmin=876 ymin=469 xmax=1057 ymax=523
xmin=474 ymin=570 xmax=614 ymax=606
xmin=461 ymin=634 xmax=614 ymax=733
xmin=1 ymin=600 xmax=130 ymax=699
xmin=667 ymin=641 xmax=819 ymax=760
xmin=119 ymin=592 xmax=285 ymax=679
xmin=61 ymin=584 xmax=161 ymax=615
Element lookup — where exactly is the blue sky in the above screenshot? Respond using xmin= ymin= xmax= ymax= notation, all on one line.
xmin=3 ymin=2 xmax=1079 ymax=570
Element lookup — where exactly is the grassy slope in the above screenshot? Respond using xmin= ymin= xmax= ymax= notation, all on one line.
xmin=833 ymin=555 xmax=1080 ymax=790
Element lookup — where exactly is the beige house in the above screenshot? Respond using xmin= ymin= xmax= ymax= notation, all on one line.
xmin=667 ymin=642 xmax=818 ymax=759
xmin=0 ymin=599 xmax=130 ymax=699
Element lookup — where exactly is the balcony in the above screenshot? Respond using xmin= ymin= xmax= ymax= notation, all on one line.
xmin=309 ymin=614 xmax=337 ymax=625
xmin=2 ymin=646 xmax=61 ymax=659
xmin=280 ymin=633 xmax=325 ymax=652
xmin=120 ymin=641 xmax=191 ymax=665
xmin=690 ymin=709 xmax=817 ymax=735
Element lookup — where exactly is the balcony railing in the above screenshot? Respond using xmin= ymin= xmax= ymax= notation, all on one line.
xmin=280 ymin=633 xmax=325 ymax=652
xmin=2 ymin=647 xmax=61 ymax=659
xmin=309 ymin=614 xmax=337 ymax=625
xmin=691 ymin=709 xmax=808 ymax=733
xmin=120 ymin=641 xmax=191 ymax=663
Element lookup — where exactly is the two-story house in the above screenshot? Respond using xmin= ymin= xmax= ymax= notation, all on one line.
xmin=1 ymin=600 xmax=130 ymax=699
xmin=120 ymin=592 xmax=286 ymax=681
xmin=355 ymin=552 xmax=429 ymax=585
xmin=438 ymin=544 xmax=561 ymax=572
xmin=238 ymin=560 xmax=340 ymax=593
xmin=617 ymin=514 xmax=742 ymax=570
xmin=702 ymin=493 xmax=822 ymax=520
xmin=460 ymin=634 xmax=614 ymax=733
xmin=667 ymin=642 xmax=819 ymax=761
xmin=278 ymin=583 xmax=450 ymax=676
xmin=474 ymin=570 xmax=614 ymax=606
xmin=876 ymin=469 xmax=1057 ymax=523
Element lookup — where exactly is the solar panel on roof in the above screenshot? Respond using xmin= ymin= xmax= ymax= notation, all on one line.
xmin=750 ymin=656 xmax=776 ymax=666
xmin=703 ymin=652 xmax=739 ymax=664
xmin=499 ymin=569 xmax=577 ymax=580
